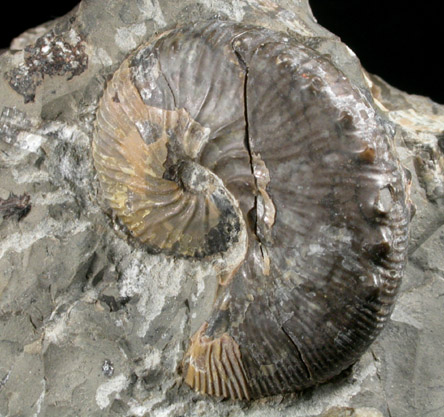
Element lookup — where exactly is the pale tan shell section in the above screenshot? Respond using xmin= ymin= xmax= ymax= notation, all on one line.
xmin=93 ymin=60 xmax=235 ymax=257
xmin=184 ymin=322 xmax=250 ymax=400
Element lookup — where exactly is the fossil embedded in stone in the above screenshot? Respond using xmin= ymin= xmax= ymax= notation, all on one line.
xmin=92 ymin=21 xmax=412 ymax=400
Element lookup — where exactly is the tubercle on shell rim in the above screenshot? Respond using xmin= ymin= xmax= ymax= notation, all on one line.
xmin=92 ymin=20 xmax=412 ymax=400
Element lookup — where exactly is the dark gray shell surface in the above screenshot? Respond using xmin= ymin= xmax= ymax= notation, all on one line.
xmin=92 ymin=21 xmax=412 ymax=400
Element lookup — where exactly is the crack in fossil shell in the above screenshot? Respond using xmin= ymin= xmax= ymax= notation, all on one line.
xmin=92 ymin=21 xmax=412 ymax=400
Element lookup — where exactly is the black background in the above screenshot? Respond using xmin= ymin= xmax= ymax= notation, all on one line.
xmin=1 ymin=1 xmax=443 ymax=104
xmin=309 ymin=1 xmax=444 ymax=104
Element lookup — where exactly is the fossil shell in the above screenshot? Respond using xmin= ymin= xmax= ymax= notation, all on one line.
xmin=92 ymin=21 xmax=412 ymax=400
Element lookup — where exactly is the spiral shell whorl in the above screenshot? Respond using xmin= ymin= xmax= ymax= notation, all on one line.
xmin=93 ymin=43 xmax=244 ymax=258
xmin=93 ymin=21 xmax=411 ymax=400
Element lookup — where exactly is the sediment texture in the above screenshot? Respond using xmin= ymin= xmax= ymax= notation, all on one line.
xmin=0 ymin=1 xmax=443 ymax=416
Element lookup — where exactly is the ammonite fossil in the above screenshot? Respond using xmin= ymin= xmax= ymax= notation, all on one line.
xmin=92 ymin=21 xmax=412 ymax=400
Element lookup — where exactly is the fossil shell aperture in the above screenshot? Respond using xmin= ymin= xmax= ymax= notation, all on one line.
xmin=92 ymin=21 xmax=412 ymax=400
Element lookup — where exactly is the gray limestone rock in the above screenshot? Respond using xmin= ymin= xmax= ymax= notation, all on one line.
xmin=0 ymin=1 xmax=443 ymax=416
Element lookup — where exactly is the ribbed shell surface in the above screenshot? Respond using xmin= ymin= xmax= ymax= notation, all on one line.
xmin=92 ymin=21 xmax=412 ymax=399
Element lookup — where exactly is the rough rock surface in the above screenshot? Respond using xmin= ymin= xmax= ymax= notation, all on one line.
xmin=0 ymin=1 xmax=443 ymax=416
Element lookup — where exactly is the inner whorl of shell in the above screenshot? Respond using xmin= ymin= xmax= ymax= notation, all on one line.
xmin=92 ymin=21 xmax=412 ymax=399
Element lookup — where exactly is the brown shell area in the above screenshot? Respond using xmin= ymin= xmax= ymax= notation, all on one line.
xmin=92 ymin=21 xmax=412 ymax=400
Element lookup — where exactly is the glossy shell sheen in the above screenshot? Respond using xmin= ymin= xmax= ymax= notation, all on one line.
xmin=92 ymin=21 xmax=412 ymax=400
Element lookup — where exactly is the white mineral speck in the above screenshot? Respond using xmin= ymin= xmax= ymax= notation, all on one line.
xmin=93 ymin=47 xmax=113 ymax=67
xmin=144 ymin=348 xmax=162 ymax=370
xmin=16 ymin=132 xmax=45 ymax=153
xmin=115 ymin=23 xmax=147 ymax=52
xmin=308 ymin=243 xmax=323 ymax=256
xmin=137 ymin=0 xmax=167 ymax=26
xmin=95 ymin=374 xmax=129 ymax=409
